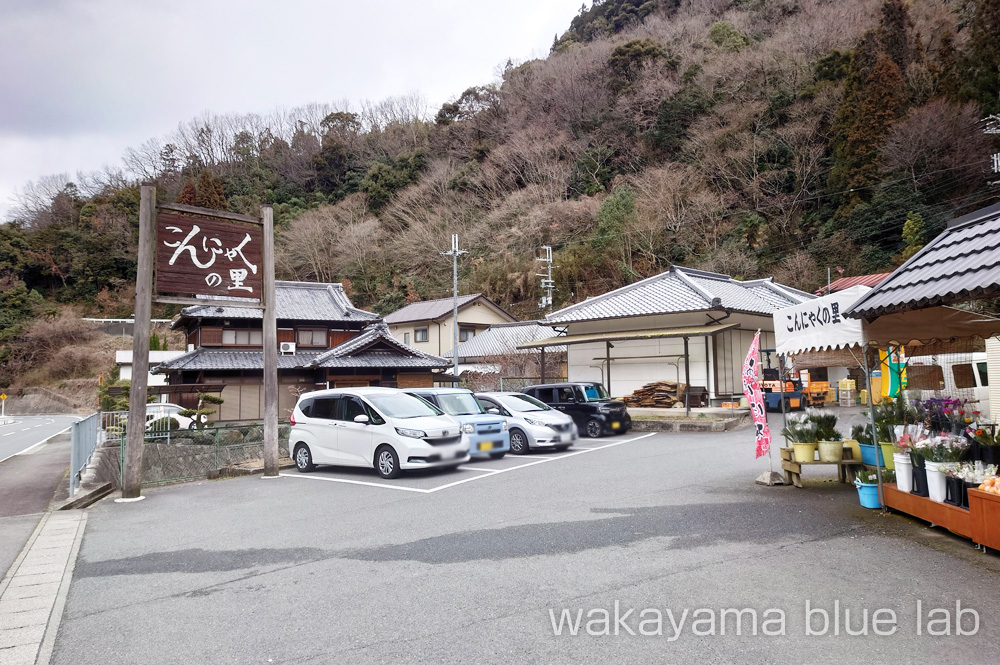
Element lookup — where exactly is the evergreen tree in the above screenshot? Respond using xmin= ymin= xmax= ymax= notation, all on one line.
xmin=177 ymin=179 xmax=198 ymax=205
xmin=957 ymin=0 xmax=1000 ymax=114
xmin=194 ymin=171 xmax=227 ymax=210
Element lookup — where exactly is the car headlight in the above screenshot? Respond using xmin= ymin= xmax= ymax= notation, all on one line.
xmin=524 ymin=417 xmax=547 ymax=427
xmin=599 ymin=405 xmax=612 ymax=414
xmin=395 ymin=427 xmax=427 ymax=438
xmin=501 ymin=420 xmax=508 ymax=431
xmin=461 ymin=423 xmax=475 ymax=434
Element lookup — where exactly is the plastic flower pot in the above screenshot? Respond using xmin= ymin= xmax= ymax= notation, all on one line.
xmin=818 ymin=441 xmax=844 ymax=462
xmin=925 ymin=461 xmax=947 ymax=503
xmin=792 ymin=443 xmax=817 ymax=463
xmin=879 ymin=443 xmax=895 ymax=469
xmin=980 ymin=445 xmax=1000 ymax=466
xmin=944 ymin=475 xmax=968 ymax=509
xmin=855 ymin=479 xmax=881 ymax=509
xmin=844 ymin=439 xmax=862 ymax=462
xmin=859 ymin=443 xmax=885 ymax=467
xmin=963 ymin=480 xmax=979 ymax=509
xmin=893 ymin=453 xmax=913 ymax=493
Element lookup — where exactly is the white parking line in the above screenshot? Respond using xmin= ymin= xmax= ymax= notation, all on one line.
xmin=456 ymin=466 xmax=499 ymax=473
xmin=278 ymin=472 xmax=433 ymax=493
xmin=2 ymin=432 xmax=13 ymax=437
xmin=280 ymin=433 xmax=657 ymax=494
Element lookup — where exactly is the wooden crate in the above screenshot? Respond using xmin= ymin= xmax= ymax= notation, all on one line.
xmin=969 ymin=488 xmax=1000 ymax=550
xmin=882 ymin=483 xmax=973 ymax=539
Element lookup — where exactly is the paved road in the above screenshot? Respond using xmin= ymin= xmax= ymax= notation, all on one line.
xmin=49 ymin=414 xmax=1000 ymax=664
xmin=0 ymin=416 xmax=79 ymax=465
xmin=0 ymin=416 xmax=79 ymax=587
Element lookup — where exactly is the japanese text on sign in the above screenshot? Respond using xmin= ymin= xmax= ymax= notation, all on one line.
xmin=156 ymin=212 xmax=263 ymax=299
xmin=785 ymin=302 xmax=841 ymax=332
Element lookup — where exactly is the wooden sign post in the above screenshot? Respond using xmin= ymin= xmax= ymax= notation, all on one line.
xmin=122 ymin=185 xmax=278 ymax=500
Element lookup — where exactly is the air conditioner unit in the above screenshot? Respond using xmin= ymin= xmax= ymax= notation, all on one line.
xmin=279 ymin=342 xmax=296 ymax=355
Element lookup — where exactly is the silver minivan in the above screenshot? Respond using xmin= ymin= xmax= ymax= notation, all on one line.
xmin=290 ymin=387 xmax=470 ymax=478
xmin=474 ymin=392 xmax=578 ymax=454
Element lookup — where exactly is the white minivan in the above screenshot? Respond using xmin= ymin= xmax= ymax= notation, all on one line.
xmin=290 ymin=387 xmax=470 ymax=478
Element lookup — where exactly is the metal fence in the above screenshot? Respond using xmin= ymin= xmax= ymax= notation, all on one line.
xmin=100 ymin=409 xmax=197 ymax=444
xmin=70 ymin=412 xmax=100 ymax=497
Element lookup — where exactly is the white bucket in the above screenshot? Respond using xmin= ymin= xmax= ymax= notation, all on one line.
xmin=925 ymin=461 xmax=947 ymax=503
xmin=894 ymin=452 xmax=913 ymax=493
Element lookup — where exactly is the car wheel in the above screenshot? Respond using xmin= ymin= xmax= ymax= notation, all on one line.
xmin=509 ymin=429 xmax=529 ymax=454
xmin=294 ymin=444 xmax=315 ymax=472
xmin=586 ymin=419 xmax=603 ymax=438
xmin=489 ymin=452 xmax=506 ymax=460
xmin=375 ymin=445 xmax=402 ymax=479
xmin=187 ymin=421 xmax=197 ymax=430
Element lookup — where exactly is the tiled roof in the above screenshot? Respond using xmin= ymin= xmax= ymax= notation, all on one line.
xmin=815 ymin=273 xmax=890 ymax=296
xmin=546 ymin=266 xmax=812 ymax=324
xmin=152 ymin=349 xmax=324 ymax=372
xmin=311 ymin=323 xmax=450 ymax=369
xmin=177 ymin=281 xmax=377 ymax=324
xmin=383 ymin=294 xmax=514 ymax=324
xmin=846 ymin=202 xmax=1000 ymax=319
xmin=443 ymin=321 xmax=567 ymax=359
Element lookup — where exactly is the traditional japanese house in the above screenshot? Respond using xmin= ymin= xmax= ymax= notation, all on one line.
xmin=153 ymin=281 xmax=449 ymax=421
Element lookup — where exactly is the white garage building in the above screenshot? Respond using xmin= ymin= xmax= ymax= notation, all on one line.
xmin=521 ymin=266 xmax=813 ymax=403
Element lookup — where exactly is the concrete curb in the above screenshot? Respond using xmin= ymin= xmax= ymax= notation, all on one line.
xmin=631 ymin=415 xmax=749 ymax=433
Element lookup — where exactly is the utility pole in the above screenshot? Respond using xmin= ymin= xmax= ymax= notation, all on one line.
xmin=536 ymin=245 xmax=555 ymax=314
xmin=441 ymin=234 xmax=467 ymax=379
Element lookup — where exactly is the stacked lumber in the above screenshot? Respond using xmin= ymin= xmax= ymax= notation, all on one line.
xmin=623 ymin=381 xmax=688 ymax=407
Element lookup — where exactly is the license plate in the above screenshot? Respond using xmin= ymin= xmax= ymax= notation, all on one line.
xmin=478 ymin=441 xmax=494 ymax=451
xmin=611 ymin=421 xmax=620 ymax=429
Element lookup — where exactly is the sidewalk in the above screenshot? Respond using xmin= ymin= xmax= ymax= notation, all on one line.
xmin=0 ymin=512 xmax=86 ymax=664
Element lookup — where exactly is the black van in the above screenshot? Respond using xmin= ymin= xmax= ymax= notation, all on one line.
xmin=521 ymin=382 xmax=631 ymax=438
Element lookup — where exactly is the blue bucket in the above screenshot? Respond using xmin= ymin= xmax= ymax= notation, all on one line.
xmin=855 ymin=481 xmax=881 ymax=509
xmin=859 ymin=443 xmax=885 ymax=467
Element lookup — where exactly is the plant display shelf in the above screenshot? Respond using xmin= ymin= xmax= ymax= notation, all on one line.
xmin=779 ymin=446 xmax=862 ymax=488
xmin=969 ymin=489 xmax=1000 ymax=552
xmin=882 ymin=483 xmax=973 ymax=539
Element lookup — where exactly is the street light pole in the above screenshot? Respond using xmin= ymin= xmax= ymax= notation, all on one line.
xmin=440 ymin=234 xmax=467 ymax=379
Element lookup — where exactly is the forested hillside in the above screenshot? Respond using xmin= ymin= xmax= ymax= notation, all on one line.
xmin=2 ymin=0 xmax=999 ymax=388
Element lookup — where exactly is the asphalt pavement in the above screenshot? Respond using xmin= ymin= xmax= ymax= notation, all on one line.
xmin=46 ymin=412 xmax=1000 ymax=664
xmin=0 ymin=416 xmax=78 ymax=465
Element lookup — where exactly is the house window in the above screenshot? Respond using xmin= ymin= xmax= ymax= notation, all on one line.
xmin=459 ymin=328 xmax=475 ymax=342
xmin=222 ymin=329 xmax=263 ymax=346
xmin=297 ymin=329 xmax=327 ymax=347
xmin=404 ymin=333 xmax=410 ymax=345
xmin=414 ymin=327 xmax=429 ymax=343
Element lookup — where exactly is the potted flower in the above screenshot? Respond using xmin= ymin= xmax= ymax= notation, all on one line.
xmin=942 ymin=462 xmax=998 ymax=509
xmin=780 ymin=415 xmax=818 ymax=463
xmin=807 ymin=410 xmax=843 ymax=462
xmin=855 ymin=467 xmax=895 ymax=509
xmin=852 ymin=424 xmax=886 ymax=467
xmin=970 ymin=426 xmax=1000 ymax=466
xmin=894 ymin=434 xmax=915 ymax=492
xmin=913 ymin=435 xmax=971 ymax=503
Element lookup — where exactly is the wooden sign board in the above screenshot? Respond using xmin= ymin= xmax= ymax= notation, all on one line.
xmin=156 ymin=211 xmax=263 ymax=300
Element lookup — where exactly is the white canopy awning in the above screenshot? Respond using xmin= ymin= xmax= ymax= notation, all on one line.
xmin=774 ymin=286 xmax=870 ymax=355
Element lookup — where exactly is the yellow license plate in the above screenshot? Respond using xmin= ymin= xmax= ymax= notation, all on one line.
xmin=479 ymin=441 xmax=494 ymax=451
xmin=611 ymin=422 xmax=620 ymax=429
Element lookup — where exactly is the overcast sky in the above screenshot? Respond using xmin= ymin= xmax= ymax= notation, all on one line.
xmin=0 ymin=0 xmax=584 ymax=220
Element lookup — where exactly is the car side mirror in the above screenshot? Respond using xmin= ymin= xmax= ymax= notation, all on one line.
xmin=486 ymin=408 xmax=500 ymax=415
xmin=353 ymin=414 xmax=370 ymax=424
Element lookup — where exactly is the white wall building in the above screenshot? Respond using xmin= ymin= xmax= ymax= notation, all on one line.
xmin=523 ymin=266 xmax=813 ymax=401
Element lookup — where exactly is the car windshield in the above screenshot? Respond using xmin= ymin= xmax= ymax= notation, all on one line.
xmin=366 ymin=393 xmax=443 ymax=418
xmin=436 ymin=393 xmax=484 ymax=416
xmin=582 ymin=384 xmax=611 ymax=402
xmin=501 ymin=394 xmax=551 ymax=412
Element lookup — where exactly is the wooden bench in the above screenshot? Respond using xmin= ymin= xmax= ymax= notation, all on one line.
xmin=780 ymin=446 xmax=864 ymax=488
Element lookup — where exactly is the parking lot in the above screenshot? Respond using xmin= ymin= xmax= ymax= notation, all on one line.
xmin=280 ymin=433 xmax=655 ymax=493
xmin=46 ymin=418 xmax=1000 ymax=664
